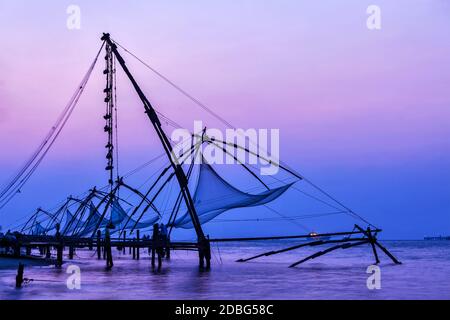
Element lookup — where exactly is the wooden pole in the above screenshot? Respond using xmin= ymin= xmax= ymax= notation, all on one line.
xmin=103 ymin=33 xmax=207 ymax=244
xmin=97 ymin=230 xmax=102 ymax=260
xmin=166 ymin=236 xmax=171 ymax=260
xmin=56 ymin=244 xmax=63 ymax=267
xmin=136 ymin=230 xmax=140 ymax=260
xmin=354 ymin=224 xmax=400 ymax=264
xmin=69 ymin=246 xmax=74 ymax=260
xmin=13 ymin=242 xmax=21 ymax=258
xmin=366 ymin=227 xmax=380 ymax=264
xmin=105 ymin=227 xmax=113 ymax=270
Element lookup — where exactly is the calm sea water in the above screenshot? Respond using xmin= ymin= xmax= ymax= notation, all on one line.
xmin=0 ymin=240 xmax=449 ymax=300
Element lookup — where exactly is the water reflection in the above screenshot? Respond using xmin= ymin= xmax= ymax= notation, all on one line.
xmin=0 ymin=241 xmax=449 ymax=299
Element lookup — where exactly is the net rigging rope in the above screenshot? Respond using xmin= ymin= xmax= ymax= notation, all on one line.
xmin=111 ymin=39 xmax=376 ymax=229
xmin=0 ymin=41 xmax=106 ymax=210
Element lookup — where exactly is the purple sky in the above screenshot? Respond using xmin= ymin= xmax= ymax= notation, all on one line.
xmin=0 ymin=1 xmax=449 ymax=239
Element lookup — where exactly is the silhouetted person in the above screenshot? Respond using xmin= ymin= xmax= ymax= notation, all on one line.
xmin=105 ymin=223 xmax=114 ymax=270
xmin=55 ymin=223 xmax=63 ymax=268
xmin=96 ymin=230 xmax=102 ymax=260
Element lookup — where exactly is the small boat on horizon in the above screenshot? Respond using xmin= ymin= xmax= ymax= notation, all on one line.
xmin=424 ymin=235 xmax=450 ymax=241
xmin=306 ymin=232 xmax=331 ymax=241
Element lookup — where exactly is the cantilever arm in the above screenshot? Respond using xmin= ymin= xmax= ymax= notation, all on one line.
xmin=289 ymin=240 xmax=369 ymax=268
xmin=101 ymin=33 xmax=205 ymax=241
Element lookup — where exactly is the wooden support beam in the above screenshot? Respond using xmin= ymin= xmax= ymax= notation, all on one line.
xmin=354 ymin=224 xmax=400 ymax=265
xmin=366 ymin=227 xmax=380 ymax=264
xmin=237 ymin=238 xmax=366 ymax=263
xmin=374 ymin=241 xmax=402 ymax=265
xmin=96 ymin=230 xmax=101 ymax=260
xmin=16 ymin=263 xmax=24 ymax=288
xmin=210 ymin=229 xmax=382 ymax=243
xmin=289 ymin=240 xmax=369 ymax=268
xmin=69 ymin=246 xmax=74 ymax=260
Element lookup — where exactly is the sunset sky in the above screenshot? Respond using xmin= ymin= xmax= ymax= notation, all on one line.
xmin=0 ymin=0 xmax=449 ymax=239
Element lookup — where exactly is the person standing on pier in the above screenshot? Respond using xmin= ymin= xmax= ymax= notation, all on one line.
xmin=151 ymin=223 xmax=163 ymax=271
xmin=105 ymin=223 xmax=114 ymax=270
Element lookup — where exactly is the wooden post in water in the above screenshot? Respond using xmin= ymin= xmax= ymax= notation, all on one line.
xmin=16 ymin=263 xmax=24 ymax=288
xmin=56 ymin=246 xmax=63 ymax=267
xmin=69 ymin=246 xmax=74 ymax=260
xmin=97 ymin=230 xmax=102 ymax=260
xmin=122 ymin=231 xmax=126 ymax=254
xmin=132 ymin=238 xmax=136 ymax=260
xmin=205 ymin=236 xmax=211 ymax=270
xmin=136 ymin=230 xmax=140 ymax=260
xmin=166 ymin=236 xmax=171 ymax=260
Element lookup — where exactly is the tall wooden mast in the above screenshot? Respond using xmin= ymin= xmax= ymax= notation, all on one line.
xmin=100 ymin=33 xmax=206 ymax=242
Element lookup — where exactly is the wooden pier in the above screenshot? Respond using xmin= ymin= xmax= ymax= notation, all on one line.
xmin=1 ymin=226 xmax=401 ymax=273
xmin=0 ymin=33 xmax=401 ymax=280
